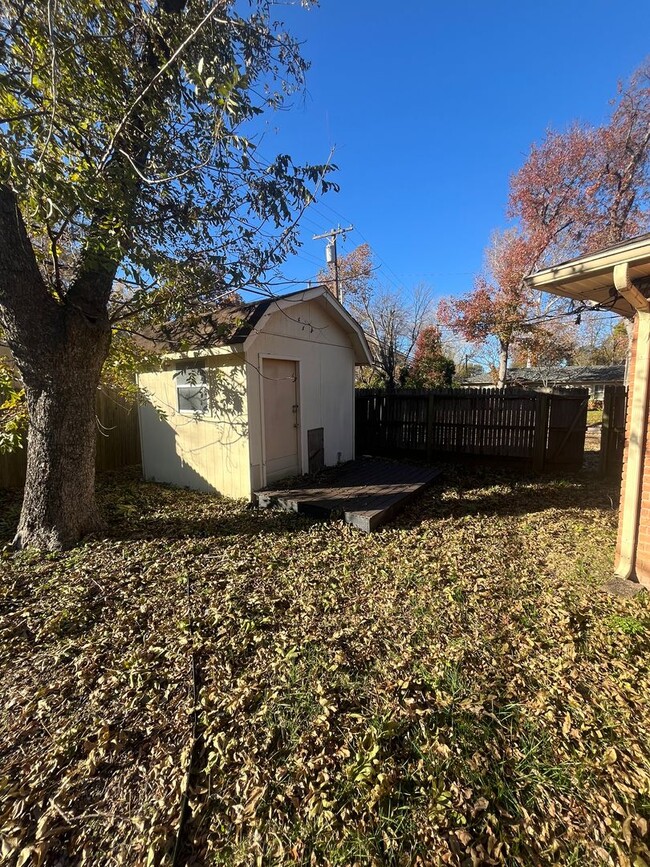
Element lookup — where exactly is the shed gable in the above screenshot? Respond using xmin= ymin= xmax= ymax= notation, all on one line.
xmin=251 ymin=298 xmax=353 ymax=350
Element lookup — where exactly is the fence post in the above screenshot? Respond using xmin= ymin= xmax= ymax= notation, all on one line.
xmin=426 ymin=392 xmax=435 ymax=463
xmin=533 ymin=391 xmax=550 ymax=472
xmin=600 ymin=387 xmax=612 ymax=477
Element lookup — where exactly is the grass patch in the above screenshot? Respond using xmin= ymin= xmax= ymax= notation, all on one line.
xmin=1 ymin=464 xmax=650 ymax=865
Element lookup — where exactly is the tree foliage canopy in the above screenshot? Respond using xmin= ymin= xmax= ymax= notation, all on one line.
xmin=402 ymin=325 xmax=455 ymax=389
xmin=510 ymin=60 xmax=650 ymax=257
xmin=438 ymin=228 xmax=547 ymax=386
xmin=0 ymin=0 xmax=335 ymax=326
xmin=0 ymin=0 xmax=337 ymax=549
xmin=440 ymin=58 xmax=650 ymax=387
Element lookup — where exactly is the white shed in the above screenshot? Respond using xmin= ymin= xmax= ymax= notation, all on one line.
xmin=137 ymin=286 xmax=373 ymax=499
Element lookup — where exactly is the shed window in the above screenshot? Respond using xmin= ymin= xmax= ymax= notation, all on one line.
xmin=175 ymin=366 xmax=209 ymax=414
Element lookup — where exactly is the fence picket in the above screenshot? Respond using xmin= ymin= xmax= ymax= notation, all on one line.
xmin=356 ymin=387 xmax=588 ymax=470
xmin=0 ymin=390 xmax=141 ymax=489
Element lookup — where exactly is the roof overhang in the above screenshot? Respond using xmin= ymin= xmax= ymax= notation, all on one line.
xmin=147 ymin=286 xmax=374 ymax=366
xmin=243 ymin=285 xmax=374 ymax=365
xmin=157 ymin=344 xmax=244 ymax=363
xmin=525 ymin=234 xmax=650 ymax=318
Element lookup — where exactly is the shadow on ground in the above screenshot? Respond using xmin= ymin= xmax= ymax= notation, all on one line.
xmin=0 ymin=457 xmax=621 ymax=548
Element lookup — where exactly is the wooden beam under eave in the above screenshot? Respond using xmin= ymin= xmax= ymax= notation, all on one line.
xmin=614 ymin=262 xmax=650 ymax=312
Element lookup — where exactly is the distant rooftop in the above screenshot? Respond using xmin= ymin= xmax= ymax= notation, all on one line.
xmin=464 ymin=365 xmax=625 ymax=386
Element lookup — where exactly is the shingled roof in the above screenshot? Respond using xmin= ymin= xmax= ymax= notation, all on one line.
xmin=135 ymin=287 xmax=323 ymax=353
xmin=133 ymin=285 xmax=374 ymax=365
xmin=464 ymin=365 xmax=625 ymax=387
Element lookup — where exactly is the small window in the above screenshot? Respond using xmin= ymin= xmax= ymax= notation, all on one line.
xmin=175 ymin=366 xmax=209 ymax=414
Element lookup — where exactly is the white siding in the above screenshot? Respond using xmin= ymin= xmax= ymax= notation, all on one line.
xmin=245 ymin=300 xmax=356 ymax=489
xmin=138 ymin=353 xmax=251 ymax=499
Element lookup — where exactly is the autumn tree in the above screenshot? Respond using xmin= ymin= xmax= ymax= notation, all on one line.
xmin=510 ymin=58 xmax=650 ymax=373
xmin=318 ymin=244 xmax=433 ymax=390
xmin=402 ymin=326 xmax=455 ymax=388
xmin=572 ymin=317 xmax=629 ymax=367
xmin=510 ymin=59 xmax=650 ymax=257
xmin=318 ymin=242 xmax=375 ymax=303
xmin=0 ymin=0 xmax=335 ymax=549
xmin=442 ymin=59 xmax=650 ymax=389
xmin=438 ymin=228 xmax=550 ymax=388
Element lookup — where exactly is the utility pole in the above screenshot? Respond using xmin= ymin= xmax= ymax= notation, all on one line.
xmin=313 ymin=225 xmax=354 ymax=304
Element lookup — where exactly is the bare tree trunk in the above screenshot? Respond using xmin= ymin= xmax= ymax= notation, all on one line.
xmin=13 ymin=314 xmax=110 ymax=549
xmin=497 ymin=342 xmax=509 ymax=389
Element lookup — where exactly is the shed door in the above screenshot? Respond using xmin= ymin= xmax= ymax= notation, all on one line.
xmin=262 ymin=359 xmax=300 ymax=483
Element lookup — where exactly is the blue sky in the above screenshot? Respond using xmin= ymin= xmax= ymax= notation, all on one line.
xmin=257 ymin=0 xmax=650 ymax=304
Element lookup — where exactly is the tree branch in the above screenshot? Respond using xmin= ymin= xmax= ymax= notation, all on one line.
xmin=0 ymin=183 xmax=62 ymax=366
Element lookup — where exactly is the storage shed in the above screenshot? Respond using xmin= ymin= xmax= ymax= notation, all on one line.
xmin=137 ymin=286 xmax=373 ymax=499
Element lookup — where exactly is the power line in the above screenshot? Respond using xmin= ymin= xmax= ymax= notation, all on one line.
xmin=312 ymin=224 xmax=354 ymax=303
xmin=307 ymin=200 xmax=406 ymax=291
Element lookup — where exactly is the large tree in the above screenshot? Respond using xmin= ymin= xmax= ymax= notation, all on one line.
xmin=510 ymin=58 xmax=650 ymax=374
xmin=318 ymin=243 xmax=433 ymax=390
xmin=438 ymin=228 xmax=551 ymax=388
xmin=442 ymin=59 xmax=650 ymax=388
xmin=510 ymin=59 xmax=650 ymax=256
xmin=0 ymin=0 xmax=334 ymax=549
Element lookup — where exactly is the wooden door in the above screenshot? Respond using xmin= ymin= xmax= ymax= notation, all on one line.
xmin=262 ymin=359 xmax=300 ymax=483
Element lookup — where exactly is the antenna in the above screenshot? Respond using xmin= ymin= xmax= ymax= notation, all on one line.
xmin=313 ymin=224 xmax=354 ymax=304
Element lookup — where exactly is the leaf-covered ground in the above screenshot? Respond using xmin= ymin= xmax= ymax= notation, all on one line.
xmin=1 ymin=462 xmax=650 ymax=866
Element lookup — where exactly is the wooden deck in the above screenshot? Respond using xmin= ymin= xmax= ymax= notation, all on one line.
xmin=255 ymin=459 xmax=442 ymax=532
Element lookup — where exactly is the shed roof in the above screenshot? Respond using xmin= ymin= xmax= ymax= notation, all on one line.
xmin=526 ymin=234 xmax=650 ymax=317
xmin=464 ymin=364 xmax=625 ymax=387
xmin=138 ymin=297 xmax=271 ymax=352
xmin=138 ymin=285 xmax=373 ymax=365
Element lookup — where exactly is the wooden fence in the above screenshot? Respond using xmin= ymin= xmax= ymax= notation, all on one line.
xmin=355 ymin=387 xmax=589 ymax=471
xmin=0 ymin=390 xmax=141 ymax=489
xmin=600 ymin=384 xmax=628 ymax=479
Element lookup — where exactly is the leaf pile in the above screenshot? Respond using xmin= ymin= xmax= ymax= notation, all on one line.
xmin=1 ymin=464 xmax=650 ymax=866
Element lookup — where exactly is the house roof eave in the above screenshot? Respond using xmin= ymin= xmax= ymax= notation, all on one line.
xmin=526 ymin=234 xmax=650 ymax=318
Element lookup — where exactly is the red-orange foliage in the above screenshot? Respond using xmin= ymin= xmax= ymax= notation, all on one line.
xmin=405 ymin=325 xmax=455 ymax=388
xmin=442 ymin=60 xmax=650 ymax=387
xmin=510 ymin=59 xmax=650 ymax=257
xmin=317 ymin=242 xmax=375 ymax=300
xmin=438 ymin=229 xmax=542 ymax=386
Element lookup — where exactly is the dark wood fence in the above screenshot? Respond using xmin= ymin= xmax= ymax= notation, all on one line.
xmin=600 ymin=384 xmax=628 ymax=479
xmin=355 ymin=387 xmax=589 ymax=471
xmin=0 ymin=390 xmax=141 ymax=489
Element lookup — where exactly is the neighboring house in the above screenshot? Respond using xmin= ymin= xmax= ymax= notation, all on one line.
xmin=463 ymin=365 xmax=625 ymax=400
xmin=137 ymin=286 xmax=373 ymax=499
xmin=527 ymin=233 xmax=650 ymax=589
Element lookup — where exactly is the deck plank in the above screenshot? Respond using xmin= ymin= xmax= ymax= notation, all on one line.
xmin=255 ymin=459 xmax=442 ymax=532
